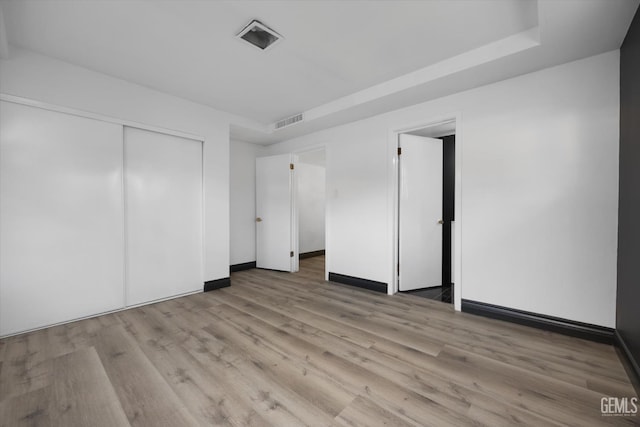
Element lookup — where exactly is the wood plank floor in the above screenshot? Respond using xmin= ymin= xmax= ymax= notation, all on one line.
xmin=0 ymin=256 xmax=637 ymax=426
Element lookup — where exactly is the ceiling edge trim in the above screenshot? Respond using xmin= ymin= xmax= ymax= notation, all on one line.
xmin=300 ymin=27 xmax=540 ymax=127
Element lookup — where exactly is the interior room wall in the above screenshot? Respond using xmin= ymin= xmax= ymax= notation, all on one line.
xmin=616 ymin=8 xmax=640 ymax=384
xmin=297 ymin=161 xmax=326 ymax=254
xmin=230 ymin=139 xmax=265 ymax=265
xmin=0 ymin=47 xmax=232 ymax=282
xmin=265 ymin=50 xmax=620 ymax=327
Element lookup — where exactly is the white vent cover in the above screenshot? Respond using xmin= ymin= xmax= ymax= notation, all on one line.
xmin=236 ymin=20 xmax=283 ymax=51
xmin=275 ymin=113 xmax=304 ymax=130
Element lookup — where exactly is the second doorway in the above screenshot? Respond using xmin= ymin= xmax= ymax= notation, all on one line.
xmin=398 ymin=125 xmax=455 ymax=303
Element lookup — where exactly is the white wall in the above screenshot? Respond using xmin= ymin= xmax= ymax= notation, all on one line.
xmin=266 ymin=50 xmax=620 ymax=327
xmin=230 ymin=139 xmax=265 ymax=265
xmin=0 ymin=47 xmax=232 ymax=282
xmin=297 ymin=162 xmax=326 ymax=253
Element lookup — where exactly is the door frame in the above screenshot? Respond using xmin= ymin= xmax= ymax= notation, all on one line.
xmin=292 ymin=144 xmax=329 ymax=281
xmin=387 ymin=113 xmax=463 ymax=311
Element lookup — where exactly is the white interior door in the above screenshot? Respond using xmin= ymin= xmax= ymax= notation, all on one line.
xmin=256 ymin=154 xmax=296 ymax=272
xmin=399 ymin=134 xmax=443 ymax=291
xmin=124 ymin=127 xmax=203 ymax=306
xmin=0 ymin=101 xmax=125 ymax=336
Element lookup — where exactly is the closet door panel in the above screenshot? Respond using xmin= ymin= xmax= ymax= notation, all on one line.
xmin=124 ymin=127 xmax=203 ymax=306
xmin=0 ymin=101 xmax=125 ymax=336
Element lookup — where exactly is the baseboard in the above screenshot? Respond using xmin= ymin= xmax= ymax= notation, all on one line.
xmin=299 ymin=250 xmax=325 ymax=259
xmin=328 ymin=272 xmax=387 ymax=293
xmin=461 ymin=299 xmax=614 ymax=344
xmin=204 ymin=277 xmax=230 ymax=292
xmin=230 ymin=261 xmax=256 ymax=272
xmin=614 ymin=330 xmax=640 ymax=396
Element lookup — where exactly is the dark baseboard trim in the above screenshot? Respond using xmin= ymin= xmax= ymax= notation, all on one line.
xmin=614 ymin=330 xmax=640 ymax=396
xmin=230 ymin=261 xmax=256 ymax=272
xmin=204 ymin=277 xmax=230 ymax=292
xmin=299 ymin=250 xmax=325 ymax=259
xmin=328 ymin=272 xmax=387 ymax=294
xmin=461 ymin=299 xmax=614 ymax=344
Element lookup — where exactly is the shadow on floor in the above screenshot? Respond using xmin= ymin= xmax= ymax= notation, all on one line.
xmin=404 ymin=285 xmax=452 ymax=304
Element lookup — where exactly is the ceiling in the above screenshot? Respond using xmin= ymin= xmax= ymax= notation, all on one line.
xmin=1 ymin=0 xmax=638 ymax=145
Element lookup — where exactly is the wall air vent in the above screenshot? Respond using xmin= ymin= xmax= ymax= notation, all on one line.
xmin=236 ymin=20 xmax=283 ymax=51
xmin=275 ymin=113 xmax=304 ymax=130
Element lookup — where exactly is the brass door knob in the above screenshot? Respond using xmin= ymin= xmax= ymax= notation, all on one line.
xmin=256 ymin=217 xmax=263 ymax=222
xmin=438 ymin=219 xmax=444 ymax=224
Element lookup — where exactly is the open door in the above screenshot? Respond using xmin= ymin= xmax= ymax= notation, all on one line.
xmin=399 ymin=134 xmax=443 ymax=291
xmin=256 ymin=153 xmax=298 ymax=272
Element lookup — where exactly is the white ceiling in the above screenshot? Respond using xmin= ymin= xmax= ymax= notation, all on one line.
xmin=1 ymin=0 xmax=638 ymax=145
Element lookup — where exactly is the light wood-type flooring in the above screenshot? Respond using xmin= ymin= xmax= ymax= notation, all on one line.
xmin=0 ymin=256 xmax=637 ymax=426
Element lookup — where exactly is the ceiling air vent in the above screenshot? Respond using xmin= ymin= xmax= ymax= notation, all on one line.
xmin=236 ymin=20 xmax=283 ymax=51
xmin=275 ymin=113 xmax=304 ymax=130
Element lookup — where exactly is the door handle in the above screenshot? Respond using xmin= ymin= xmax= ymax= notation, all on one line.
xmin=256 ymin=217 xmax=262 ymax=222
xmin=438 ymin=219 xmax=444 ymax=224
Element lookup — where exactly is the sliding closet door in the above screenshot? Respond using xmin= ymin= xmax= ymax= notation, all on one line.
xmin=124 ymin=127 xmax=203 ymax=306
xmin=0 ymin=101 xmax=125 ymax=336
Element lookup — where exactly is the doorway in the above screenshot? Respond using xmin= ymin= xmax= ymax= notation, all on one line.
xmin=397 ymin=122 xmax=455 ymax=304
xmin=295 ymin=148 xmax=327 ymax=279
xmin=254 ymin=147 xmax=326 ymax=278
